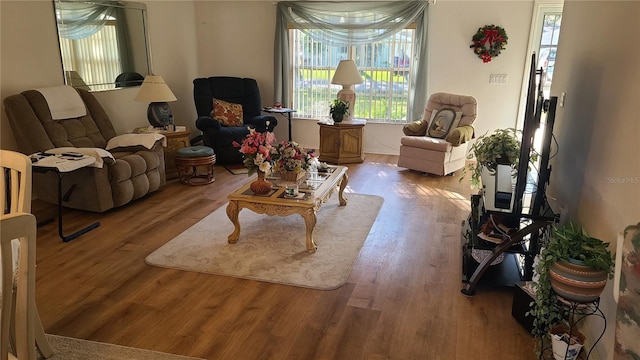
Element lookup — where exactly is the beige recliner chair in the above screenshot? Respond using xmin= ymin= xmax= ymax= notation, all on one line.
xmin=4 ymin=86 xmax=166 ymax=212
xmin=397 ymin=92 xmax=477 ymax=176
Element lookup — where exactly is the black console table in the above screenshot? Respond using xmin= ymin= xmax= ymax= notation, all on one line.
xmin=32 ymin=153 xmax=100 ymax=242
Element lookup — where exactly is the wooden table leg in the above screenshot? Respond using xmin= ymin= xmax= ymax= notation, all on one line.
xmin=338 ymin=172 xmax=348 ymax=206
xmin=301 ymin=208 xmax=317 ymax=253
xmin=226 ymin=200 xmax=241 ymax=243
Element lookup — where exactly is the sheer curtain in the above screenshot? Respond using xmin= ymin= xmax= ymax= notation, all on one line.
xmin=56 ymin=1 xmax=115 ymax=40
xmin=275 ymin=1 xmax=429 ymax=122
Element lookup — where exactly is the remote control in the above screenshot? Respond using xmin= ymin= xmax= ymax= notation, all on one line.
xmin=62 ymin=152 xmax=84 ymax=157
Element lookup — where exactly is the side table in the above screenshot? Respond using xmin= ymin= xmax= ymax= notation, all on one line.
xmin=31 ymin=154 xmax=100 ymax=242
xmin=160 ymin=128 xmax=191 ymax=180
xmin=263 ymin=107 xmax=296 ymax=141
xmin=317 ymin=119 xmax=366 ymax=164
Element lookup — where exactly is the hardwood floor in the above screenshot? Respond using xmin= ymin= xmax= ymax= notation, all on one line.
xmin=33 ymin=154 xmax=536 ymax=360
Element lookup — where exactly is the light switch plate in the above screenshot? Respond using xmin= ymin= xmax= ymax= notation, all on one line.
xmin=489 ymin=73 xmax=508 ymax=84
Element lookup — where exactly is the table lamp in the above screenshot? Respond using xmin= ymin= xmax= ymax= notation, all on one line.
xmin=134 ymin=75 xmax=177 ymax=129
xmin=331 ymin=60 xmax=363 ymax=122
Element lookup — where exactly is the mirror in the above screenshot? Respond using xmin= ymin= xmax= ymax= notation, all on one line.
xmin=53 ymin=0 xmax=151 ymax=91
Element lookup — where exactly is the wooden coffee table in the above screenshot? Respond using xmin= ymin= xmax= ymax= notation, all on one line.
xmin=226 ymin=166 xmax=348 ymax=253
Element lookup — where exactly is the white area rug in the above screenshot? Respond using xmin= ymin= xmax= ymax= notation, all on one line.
xmin=145 ymin=193 xmax=383 ymax=290
xmin=40 ymin=334 xmax=204 ymax=360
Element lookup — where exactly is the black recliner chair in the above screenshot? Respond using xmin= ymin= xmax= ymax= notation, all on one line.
xmin=193 ymin=77 xmax=277 ymax=164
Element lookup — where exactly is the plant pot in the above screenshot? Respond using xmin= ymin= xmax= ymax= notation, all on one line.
xmin=549 ymin=259 xmax=608 ymax=302
xmin=549 ymin=324 xmax=585 ymax=360
xmin=332 ymin=113 xmax=344 ymax=122
xmin=250 ymin=170 xmax=272 ymax=195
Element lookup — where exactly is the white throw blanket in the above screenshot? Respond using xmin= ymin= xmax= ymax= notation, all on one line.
xmin=43 ymin=147 xmax=114 ymax=168
xmin=106 ymin=133 xmax=167 ymax=150
xmin=35 ymin=85 xmax=86 ymax=120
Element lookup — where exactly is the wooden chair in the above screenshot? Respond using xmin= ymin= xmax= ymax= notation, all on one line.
xmin=0 ymin=150 xmax=53 ymax=359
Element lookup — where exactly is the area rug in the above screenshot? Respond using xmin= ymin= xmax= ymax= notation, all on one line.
xmin=224 ymin=163 xmax=249 ymax=175
xmin=145 ymin=193 xmax=383 ymax=290
xmin=39 ymin=334 xmax=204 ymax=360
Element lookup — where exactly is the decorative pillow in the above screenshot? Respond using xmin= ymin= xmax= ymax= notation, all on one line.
xmin=427 ymin=108 xmax=463 ymax=139
xmin=402 ymin=119 xmax=429 ymax=136
xmin=211 ymin=98 xmax=243 ymax=127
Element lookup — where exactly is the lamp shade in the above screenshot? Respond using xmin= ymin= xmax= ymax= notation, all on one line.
xmin=331 ymin=60 xmax=363 ymax=85
xmin=133 ymin=75 xmax=177 ymax=102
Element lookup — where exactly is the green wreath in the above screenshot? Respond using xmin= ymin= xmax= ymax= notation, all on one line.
xmin=470 ymin=25 xmax=508 ymax=63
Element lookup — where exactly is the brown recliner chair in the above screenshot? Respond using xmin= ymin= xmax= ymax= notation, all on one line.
xmin=397 ymin=92 xmax=478 ymax=176
xmin=3 ymin=86 xmax=166 ymax=212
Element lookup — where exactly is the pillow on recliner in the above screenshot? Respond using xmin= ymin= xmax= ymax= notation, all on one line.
xmin=427 ymin=108 xmax=462 ymax=139
xmin=211 ymin=98 xmax=243 ymax=127
xmin=402 ymin=119 xmax=429 ymax=136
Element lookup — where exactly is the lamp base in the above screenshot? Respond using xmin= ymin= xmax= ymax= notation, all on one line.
xmin=147 ymin=102 xmax=173 ymax=128
xmin=337 ymin=86 xmax=356 ymax=122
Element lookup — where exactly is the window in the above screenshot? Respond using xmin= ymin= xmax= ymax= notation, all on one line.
xmin=275 ymin=2 xmax=429 ymax=125
xmin=58 ymin=21 xmax=121 ymax=91
xmin=538 ymin=14 xmax=561 ymax=97
xmin=291 ymin=28 xmax=414 ymax=124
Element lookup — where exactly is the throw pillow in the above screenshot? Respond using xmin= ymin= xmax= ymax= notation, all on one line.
xmin=211 ymin=98 xmax=243 ymax=127
xmin=402 ymin=119 xmax=429 ymax=136
xmin=427 ymin=108 xmax=463 ymax=139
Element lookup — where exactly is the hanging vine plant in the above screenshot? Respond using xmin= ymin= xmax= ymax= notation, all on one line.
xmin=470 ymin=25 xmax=508 ymax=63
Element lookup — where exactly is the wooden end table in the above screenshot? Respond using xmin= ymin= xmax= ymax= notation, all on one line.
xmin=318 ymin=119 xmax=366 ymax=164
xmin=226 ymin=166 xmax=348 ymax=253
xmin=159 ymin=128 xmax=191 ymax=180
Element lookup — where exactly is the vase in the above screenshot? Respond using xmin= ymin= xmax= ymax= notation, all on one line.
xmin=332 ymin=113 xmax=344 ymax=123
xmin=549 ymin=259 xmax=608 ymax=303
xmin=250 ymin=170 xmax=272 ymax=195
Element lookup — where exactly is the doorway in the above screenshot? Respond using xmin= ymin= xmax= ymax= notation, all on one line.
xmin=516 ymin=2 xmax=563 ymax=131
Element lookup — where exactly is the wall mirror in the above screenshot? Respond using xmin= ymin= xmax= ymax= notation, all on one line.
xmin=53 ymin=0 xmax=152 ymax=91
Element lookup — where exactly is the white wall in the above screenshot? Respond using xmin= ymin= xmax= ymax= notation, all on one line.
xmin=0 ymin=1 xmax=62 ymax=150
xmin=2 ymin=1 xmax=638 ymax=358
xmin=547 ymin=1 xmax=640 ymax=359
xmin=1 ymin=0 xmax=536 ymax=155
xmin=0 ymin=1 xmax=199 ymax=148
xmin=277 ymin=0 xmax=537 ymax=153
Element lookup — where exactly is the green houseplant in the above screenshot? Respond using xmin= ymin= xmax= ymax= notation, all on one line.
xmin=528 ymin=222 xmax=614 ymax=355
xmin=329 ymin=98 xmax=350 ymax=122
xmin=461 ymin=128 xmax=533 ymax=189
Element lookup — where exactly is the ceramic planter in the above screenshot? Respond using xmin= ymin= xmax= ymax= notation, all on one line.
xmin=549 ymin=259 xmax=608 ymax=303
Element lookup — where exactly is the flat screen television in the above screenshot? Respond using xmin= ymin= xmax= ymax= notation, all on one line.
xmin=511 ymin=53 xmax=558 ymax=219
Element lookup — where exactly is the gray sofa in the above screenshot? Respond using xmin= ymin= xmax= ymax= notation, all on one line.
xmin=4 ymin=86 xmax=166 ymax=212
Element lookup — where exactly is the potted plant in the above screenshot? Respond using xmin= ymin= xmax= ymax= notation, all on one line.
xmin=329 ymin=98 xmax=350 ymax=122
xmin=461 ymin=128 xmax=536 ymax=189
xmin=528 ymin=222 xmax=614 ymax=356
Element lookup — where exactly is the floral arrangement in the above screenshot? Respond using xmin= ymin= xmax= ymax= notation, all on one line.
xmin=271 ymin=140 xmax=316 ymax=173
xmin=470 ymin=25 xmax=508 ymax=63
xmin=232 ymin=128 xmax=276 ymax=176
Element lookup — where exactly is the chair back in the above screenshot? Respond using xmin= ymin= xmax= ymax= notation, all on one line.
xmin=423 ymin=92 xmax=478 ymax=127
xmin=1 ymin=150 xmax=32 ymax=215
xmin=193 ymin=77 xmax=263 ymax=123
xmin=0 ymin=150 xmax=37 ymax=359
xmin=3 ymin=87 xmax=118 ymax=155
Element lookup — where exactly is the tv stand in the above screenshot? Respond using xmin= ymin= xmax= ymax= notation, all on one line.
xmin=461 ymin=208 xmax=553 ymax=296
xmin=460 ymin=56 xmax=559 ymax=296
